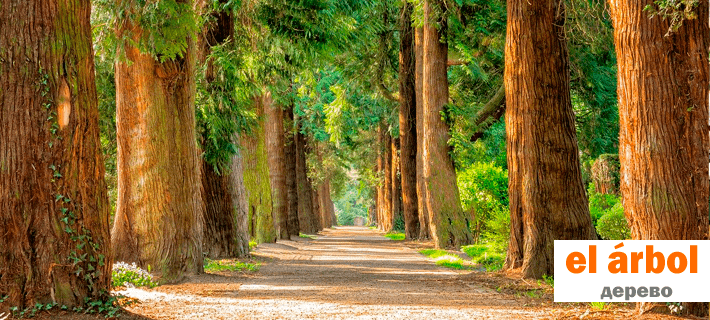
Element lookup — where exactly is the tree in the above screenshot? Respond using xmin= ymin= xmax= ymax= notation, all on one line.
xmin=504 ymin=0 xmax=596 ymax=278
xmin=242 ymin=95 xmax=277 ymax=243
xmin=197 ymin=2 xmax=250 ymax=259
xmin=421 ymin=0 xmax=473 ymax=248
xmin=296 ymin=125 xmax=319 ymax=234
xmin=415 ymin=26 xmax=430 ymax=240
xmin=284 ymin=106 xmax=301 ymax=237
xmin=264 ymin=92 xmax=290 ymax=239
xmin=398 ymin=0 xmax=420 ymax=239
xmin=111 ymin=0 xmax=204 ymax=282
xmin=0 ymin=0 xmax=111 ymax=308
xmin=608 ymin=0 xmax=709 ymax=315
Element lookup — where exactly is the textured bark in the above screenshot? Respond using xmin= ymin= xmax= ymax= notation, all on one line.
xmin=414 ymin=27 xmax=430 ymax=240
xmin=296 ymin=127 xmax=318 ymax=234
xmin=264 ymin=93 xmax=289 ymax=239
xmin=112 ymin=2 xmax=204 ymax=282
xmin=399 ymin=0 xmax=419 ymax=239
xmin=311 ymin=182 xmax=323 ymax=231
xmin=391 ymin=138 xmax=403 ymax=229
xmin=422 ymin=0 xmax=473 ymax=248
xmin=284 ymin=106 xmax=300 ymax=237
xmin=0 ymin=0 xmax=111 ymax=308
xmin=198 ymin=3 xmax=248 ymax=259
xmin=381 ymin=130 xmax=394 ymax=232
xmin=201 ymin=139 xmax=250 ymax=258
xmin=504 ymin=0 xmax=596 ymax=278
xmin=591 ymin=154 xmax=619 ymax=195
xmin=609 ymin=0 xmax=709 ymax=316
xmin=241 ymin=97 xmax=276 ymax=244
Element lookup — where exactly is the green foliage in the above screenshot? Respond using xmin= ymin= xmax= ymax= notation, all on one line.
xmin=542 ymin=274 xmax=554 ymax=287
xmin=111 ymin=262 xmax=157 ymax=288
xmin=204 ymin=259 xmax=260 ymax=272
xmin=590 ymin=301 xmax=608 ymax=311
xmin=419 ymin=250 xmax=472 ymax=270
xmin=587 ymin=183 xmax=621 ymax=226
xmin=457 ymin=162 xmax=508 ymax=243
xmin=644 ymin=0 xmax=699 ymax=35
xmin=249 ymin=241 xmax=258 ymax=251
xmin=384 ymin=232 xmax=405 ymax=241
xmin=596 ymin=203 xmax=630 ymax=240
xmin=334 ymin=178 xmax=371 ymax=226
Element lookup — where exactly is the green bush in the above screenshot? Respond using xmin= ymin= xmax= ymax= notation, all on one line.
xmin=596 ymin=203 xmax=630 ymax=240
xmin=462 ymin=243 xmax=505 ymax=271
xmin=588 ymin=183 xmax=621 ymax=225
xmin=457 ymin=162 xmax=509 ymax=242
xmin=112 ymin=262 xmax=157 ymax=288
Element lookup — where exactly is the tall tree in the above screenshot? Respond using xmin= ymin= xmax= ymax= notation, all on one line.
xmin=296 ymin=126 xmax=318 ymax=233
xmin=112 ymin=0 xmax=204 ymax=282
xmin=504 ymin=0 xmax=596 ymax=278
xmin=264 ymin=92 xmax=290 ymax=239
xmin=421 ymin=0 xmax=473 ymax=248
xmin=284 ymin=106 xmax=300 ymax=237
xmin=399 ymin=0 xmax=420 ymax=239
xmin=241 ymin=96 xmax=276 ymax=243
xmin=0 ymin=0 xmax=111 ymax=308
xmin=415 ymin=26 xmax=430 ymax=240
xmin=380 ymin=127 xmax=394 ymax=231
xmin=197 ymin=2 xmax=250 ymax=259
xmin=609 ymin=0 xmax=709 ymax=315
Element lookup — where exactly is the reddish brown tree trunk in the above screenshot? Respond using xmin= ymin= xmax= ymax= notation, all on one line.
xmin=609 ymin=1 xmax=709 ymax=316
xmin=399 ymin=0 xmax=419 ymax=239
xmin=112 ymin=2 xmax=204 ymax=282
xmin=264 ymin=93 xmax=289 ymax=239
xmin=414 ymin=26 xmax=430 ymax=240
xmin=296 ymin=126 xmax=318 ymax=234
xmin=391 ymin=138 xmax=403 ymax=230
xmin=0 ymin=0 xmax=111 ymax=308
xmin=284 ymin=106 xmax=300 ymax=237
xmin=201 ymin=139 xmax=250 ymax=258
xmin=422 ymin=0 xmax=473 ymax=248
xmin=381 ymin=129 xmax=393 ymax=231
xmin=504 ymin=0 xmax=596 ymax=278
xmin=197 ymin=4 xmax=249 ymax=258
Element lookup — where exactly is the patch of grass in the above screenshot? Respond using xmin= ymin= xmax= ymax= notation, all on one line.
xmin=419 ymin=249 xmax=473 ymax=270
xmin=112 ymin=262 xmax=158 ymax=288
xmin=368 ymin=226 xmax=377 ymax=230
xmin=204 ymin=258 xmax=260 ymax=272
xmin=590 ymin=301 xmax=608 ymax=310
xmin=299 ymin=232 xmax=317 ymax=239
xmin=461 ymin=244 xmax=505 ymax=271
xmin=384 ymin=232 xmax=405 ymax=241
xmin=249 ymin=241 xmax=258 ymax=251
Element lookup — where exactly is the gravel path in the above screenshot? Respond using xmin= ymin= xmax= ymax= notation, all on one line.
xmin=117 ymin=226 xmax=557 ymax=319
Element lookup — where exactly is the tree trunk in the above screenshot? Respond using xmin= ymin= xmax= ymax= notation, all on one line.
xmin=609 ymin=0 xmax=709 ymax=316
xmin=399 ymin=0 xmax=419 ymax=239
xmin=421 ymin=0 xmax=473 ymax=248
xmin=296 ymin=126 xmax=318 ymax=234
xmin=201 ymin=136 xmax=250 ymax=258
xmin=391 ymin=137 xmax=403 ymax=230
xmin=198 ymin=4 xmax=248 ymax=259
xmin=0 ymin=0 xmax=111 ymax=308
xmin=311 ymin=182 xmax=323 ymax=231
xmin=241 ymin=97 xmax=276 ymax=244
xmin=414 ymin=26 xmax=431 ymax=240
xmin=504 ymin=0 xmax=596 ymax=278
xmin=284 ymin=106 xmax=300 ymax=238
xmin=381 ymin=129 xmax=393 ymax=232
xmin=264 ymin=92 xmax=289 ymax=239
xmin=112 ymin=4 xmax=204 ymax=282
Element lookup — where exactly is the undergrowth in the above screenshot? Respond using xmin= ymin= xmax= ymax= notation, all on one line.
xmin=384 ymin=232 xmax=405 ymax=241
xmin=112 ymin=262 xmax=158 ymax=288
xmin=204 ymin=258 xmax=260 ymax=272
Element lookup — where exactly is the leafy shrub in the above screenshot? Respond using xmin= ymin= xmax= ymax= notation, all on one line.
xmin=457 ymin=162 xmax=509 ymax=242
xmin=588 ymin=183 xmax=621 ymax=226
xmin=392 ymin=216 xmax=405 ymax=233
xmin=596 ymin=203 xmax=630 ymax=240
xmin=112 ymin=262 xmax=157 ymax=288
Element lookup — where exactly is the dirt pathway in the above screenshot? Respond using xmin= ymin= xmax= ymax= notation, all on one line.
xmin=115 ymin=227 xmax=564 ymax=319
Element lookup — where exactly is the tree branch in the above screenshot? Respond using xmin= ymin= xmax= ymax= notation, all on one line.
xmin=470 ymin=84 xmax=506 ymax=142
